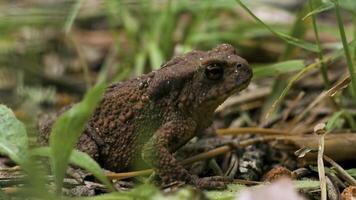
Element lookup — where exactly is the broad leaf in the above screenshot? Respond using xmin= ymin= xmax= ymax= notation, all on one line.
xmin=0 ymin=104 xmax=28 ymax=165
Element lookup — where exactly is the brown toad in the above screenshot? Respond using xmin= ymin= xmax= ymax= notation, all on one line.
xmin=39 ymin=44 xmax=252 ymax=189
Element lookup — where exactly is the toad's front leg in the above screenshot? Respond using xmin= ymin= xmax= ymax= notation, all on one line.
xmin=142 ymin=119 xmax=228 ymax=189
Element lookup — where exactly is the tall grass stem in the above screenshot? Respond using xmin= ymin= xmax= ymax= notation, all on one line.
xmin=334 ymin=0 xmax=356 ymax=97
xmin=309 ymin=0 xmax=330 ymax=88
xmin=64 ymin=0 xmax=85 ymax=34
xmin=353 ymin=13 xmax=356 ymax=64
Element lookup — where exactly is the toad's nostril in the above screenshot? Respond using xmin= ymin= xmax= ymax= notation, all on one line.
xmin=235 ymin=63 xmax=243 ymax=72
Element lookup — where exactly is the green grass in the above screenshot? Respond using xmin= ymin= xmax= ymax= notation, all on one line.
xmin=308 ymin=0 xmax=330 ymax=88
xmin=333 ymin=0 xmax=356 ymax=97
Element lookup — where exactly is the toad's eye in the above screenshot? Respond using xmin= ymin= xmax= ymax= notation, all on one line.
xmin=205 ymin=63 xmax=224 ymax=80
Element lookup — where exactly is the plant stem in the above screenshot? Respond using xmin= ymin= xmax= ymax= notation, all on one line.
xmin=64 ymin=0 xmax=85 ymax=34
xmin=314 ymin=124 xmax=327 ymax=200
xmin=334 ymin=0 xmax=356 ymax=97
xmin=318 ymin=134 xmax=326 ymax=200
xmin=324 ymin=155 xmax=356 ymax=185
xmin=353 ymin=13 xmax=356 ymax=64
xmin=309 ymin=0 xmax=330 ymax=88
xmin=260 ymin=5 xmax=308 ymax=122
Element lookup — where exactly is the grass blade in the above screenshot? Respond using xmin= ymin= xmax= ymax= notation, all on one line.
xmin=265 ymin=40 xmax=356 ymax=120
xmin=308 ymin=0 xmax=330 ymax=88
xmin=70 ymin=149 xmax=114 ymax=191
xmin=303 ymin=2 xmax=334 ymax=20
xmin=148 ymin=41 xmax=164 ymax=70
xmin=339 ymin=0 xmax=356 ymax=13
xmin=235 ymin=0 xmax=320 ymax=53
xmin=31 ymin=147 xmax=114 ymax=192
xmin=64 ymin=0 xmax=85 ymax=34
xmin=260 ymin=5 xmax=309 ymax=122
xmin=49 ymin=82 xmax=106 ymax=194
xmin=334 ymin=0 xmax=356 ymax=97
xmin=253 ymin=60 xmax=305 ymax=79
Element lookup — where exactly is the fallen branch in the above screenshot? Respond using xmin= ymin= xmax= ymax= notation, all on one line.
xmin=217 ymin=127 xmax=292 ymax=136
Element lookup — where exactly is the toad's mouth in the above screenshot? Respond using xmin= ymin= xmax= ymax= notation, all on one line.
xmin=235 ymin=67 xmax=252 ymax=91
xmin=237 ymin=76 xmax=251 ymax=91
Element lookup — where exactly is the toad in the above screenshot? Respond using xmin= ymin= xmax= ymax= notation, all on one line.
xmin=39 ymin=44 xmax=252 ymax=189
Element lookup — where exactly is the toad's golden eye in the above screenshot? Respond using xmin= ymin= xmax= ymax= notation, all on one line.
xmin=205 ymin=63 xmax=224 ymax=80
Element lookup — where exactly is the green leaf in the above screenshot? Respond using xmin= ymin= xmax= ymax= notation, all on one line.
xmin=346 ymin=168 xmax=356 ymax=177
xmin=0 ymin=190 xmax=8 ymax=200
xmin=253 ymin=60 xmax=305 ymax=79
xmin=134 ymin=51 xmax=147 ymax=75
xmin=148 ymin=41 xmax=164 ymax=70
xmin=72 ymin=184 xmax=198 ymax=200
xmin=276 ymin=31 xmax=319 ymax=53
xmin=70 ymin=149 xmax=114 ymax=191
xmin=326 ymin=110 xmax=346 ymax=131
xmin=326 ymin=110 xmax=356 ymax=131
xmin=235 ymin=0 xmax=320 ymax=52
xmin=121 ymin=9 xmax=139 ymax=36
xmin=63 ymin=0 xmax=84 ymax=34
xmin=205 ymin=184 xmax=246 ymax=200
xmin=49 ymin=82 xmax=106 ymax=194
xmin=73 ymin=185 xmax=160 ymax=200
xmin=303 ymin=2 xmax=334 ymax=20
xmin=294 ymin=180 xmax=320 ymax=189
xmin=30 ymin=147 xmax=114 ymax=191
xmin=265 ymin=39 xmax=356 ymax=120
xmin=339 ymin=0 xmax=356 ymax=13
xmin=0 ymin=108 xmax=50 ymax=199
xmin=0 ymin=104 xmax=28 ymax=165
